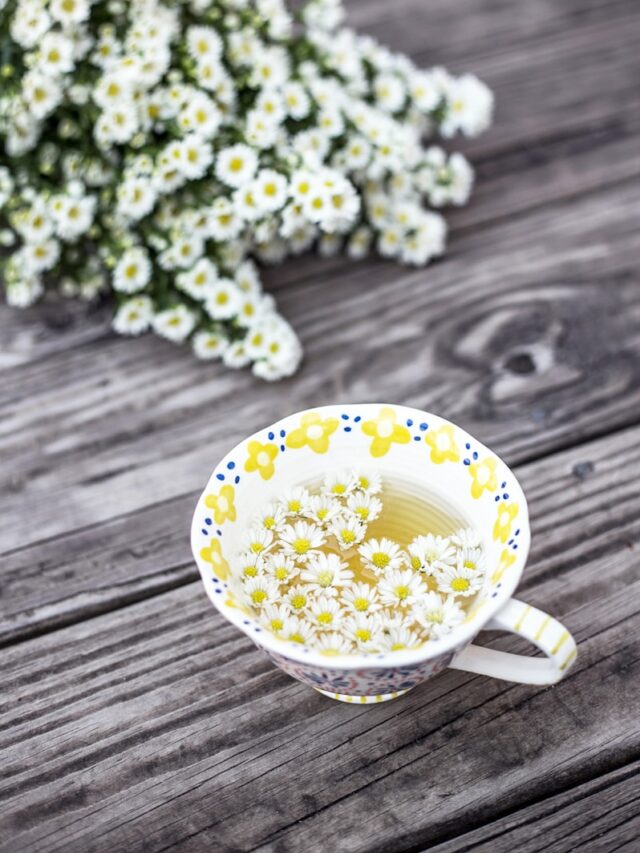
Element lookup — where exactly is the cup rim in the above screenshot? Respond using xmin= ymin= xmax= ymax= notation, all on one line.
xmin=191 ymin=403 xmax=530 ymax=670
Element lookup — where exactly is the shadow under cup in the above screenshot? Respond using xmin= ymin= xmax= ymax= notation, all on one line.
xmin=191 ymin=404 xmax=536 ymax=702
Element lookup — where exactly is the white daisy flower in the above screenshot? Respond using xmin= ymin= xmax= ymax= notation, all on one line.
xmin=378 ymin=568 xmax=427 ymax=608
xmin=243 ymin=575 xmax=279 ymax=609
xmin=315 ymin=631 xmax=354 ymax=655
xmin=346 ymin=492 xmax=382 ymax=524
xmin=306 ymin=595 xmax=345 ymax=630
xmin=253 ymin=168 xmax=288 ymax=212
xmin=329 ymin=515 xmax=367 ymax=551
xmin=112 ymin=296 xmax=154 ymax=336
xmin=414 ymin=591 xmax=465 ymax=638
xmin=300 ymin=552 xmax=353 ymax=594
xmin=187 ymin=25 xmax=223 ymax=62
xmin=451 ymin=527 xmax=483 ymax=549
xmin=460 ymin=546 xmax=486 ymax=574
xmin=236 ymin=552 xmax=264 ymax=580
xmin=408 ymin=533 xmax=456 ymax=575
xmin=38 ymin=31 xmax=75 ymax=75
xmin=440 ymin=73 xmax=494 ymax=138
xmin=379 ymin=626 xmax=422 ymax=652
xmin=379 ymin=608 xmax=415 ymax=632
xmin=280 ymin=486 xmax=310 ymax=516
xmin=283 ymin=81 xmax=311 ymax=119
xmin=192 ymin=331 xmax=229 ymax=361
xmin=241 ymin=526 xmax=274 ymax=557
xmin=255 ymin=502 xmax=287 ymax=534
xmin=284 ymin=583 xmax=313 ymax=613
xmin=354 ymin=470 xmax=382 ymax=495
xmin=152 ymin=305 xmax=197 ymax=343
xmin=436 ymin=559 xmax=484 ymax=598
xmin=263 ymin=552 xmax=300 ymax=585
xmin=207 ymin=198 xmax=243 ymax=241
xmin=321 ymin=470 xmax=355 ymax=498
xmin=259 ymin=603 xmax=291 ymax=636
xmin=113 ymin=248 xmax=152 ymax=293
xmin=341 ymin=581 xmax=381 ymax=614
xmin=50 ymin=0 xmax=90 ymax=27
xmin=177 ymin=258 xmax=218 ymax=301
xmin=281 ymin=614 xmax=316 ymax=645
xmin=22 ymin=239 xmax=60 ymax=273
xmin=342 ymin=613 xmax=383 ymax=651
xmin=358 ymin=538 xmax=406 ymax=575
xmin=279 ymin=521 xmax=325 ymax=562
xmin=215 ymin=143 xmax=258 ymax=188
xmin=23 ymin=71 xmax=63 ymax=120
xmin=205 ymin=278 xmax=241 ymax=320
xmin=303 ymin=494 xmax=342 ymax=526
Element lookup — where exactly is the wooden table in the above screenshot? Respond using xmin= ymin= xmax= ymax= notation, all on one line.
xmin=2 ymin=1 xmax=639 ymax=850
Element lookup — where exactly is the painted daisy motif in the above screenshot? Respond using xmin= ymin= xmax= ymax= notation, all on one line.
xmin=378 ymin=568 xmax=427 ymax=607
xmin=358 ymin=538 xmax=406 ymax=575
xmin=435 ymin=560 xmax=484 ymax=597
xmin=300 ymin=552 xmax=353 ymax=594
xmin=414 ymin=592 xmax=465 ymax=638
xmin=280 ymin=520 xmax=325 ymax=562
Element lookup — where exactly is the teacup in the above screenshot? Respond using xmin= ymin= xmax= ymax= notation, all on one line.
xmin=191 ymin=404 xmax=577 ymax=703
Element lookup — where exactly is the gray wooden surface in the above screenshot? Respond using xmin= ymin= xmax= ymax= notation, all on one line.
xmin=1 ymin=0 xmax=639 ymax=850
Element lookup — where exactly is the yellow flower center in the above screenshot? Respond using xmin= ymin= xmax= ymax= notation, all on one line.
xmin=317 ymin=571 xmax=333 ymax=587
xmin=411 ymin=555 xmax=421 ymax=570
xmin=292 ymin=538 xmax=310 ymax=555
xmin=251 ymin=589 xmax=267 ymax=604
xmin=288 ymin=499 xmax=301 ymax=512
xmin=229 ymin=156 xmax=244 ymax=172
xmin=274 ymin=567 xmax=288 ymax=581
xmin=390 ymin=642 xmax=406 ymax=651
xmin=290 ymin=594 xmax=306 ymax=609
xmin=331 ymin=483 xmax=346 ymax=495
xmin=355 ymin=628 xmax=371 ymax=641
xmin=270 ymin=618 xmax=283 ymax=632
xmin=317 ymin=612 xmax=333 ymax=625
xmin=242 ymin=566 xmax=258 ymax=578
xmin=354 ymin=597 xmax=369 ymax=612
xmin=249 ymin=542 xmax=264 ymax=554
xmin=394 ymin=585 xmax=409 ymax=600
xmin=340 ymin=529 xmax=356 ymax=545
xmin=355 ymin=507 xmax=369 ymax=520
xmin=372 ymin=552 xmax=390 ymax=570
xmin=263 ymin=515 xmax=276 ymax=529
xmin=451 ymin=578 xmax=470 ymax=592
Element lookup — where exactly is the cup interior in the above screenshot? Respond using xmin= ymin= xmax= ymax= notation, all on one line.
xmin=191 ymin=404 xmax=530 ymax=667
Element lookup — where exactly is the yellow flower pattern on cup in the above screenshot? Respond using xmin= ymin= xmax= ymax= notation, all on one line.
xmin=491 ymin=548 xmax=517 ymax=583
xmin=286 ymin=411 xmax=339 ymax=454
xmin=361 ymin=406 xmax=411 ymax=457
xmin=204 ymin=484 xmax=236 ymax=524
xmin=493 ymin=501 xmax=519 ymax=543
xmin=425 ymin=423 xmax=460 ymax=464
xmin=200 ymin=537 xmax=230 ymax=580
xmin=468 ymin=456 xmax=498 ymax=499
xmin=245 ymin=439 xmax=279 ymax=480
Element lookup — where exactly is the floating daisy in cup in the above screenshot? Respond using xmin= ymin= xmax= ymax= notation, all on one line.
xmin=234 ymin=469 xmax=488 ymax=655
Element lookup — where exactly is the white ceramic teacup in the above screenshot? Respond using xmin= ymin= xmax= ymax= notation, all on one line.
xmin=191 ymin=404 xmax=577 ymax=703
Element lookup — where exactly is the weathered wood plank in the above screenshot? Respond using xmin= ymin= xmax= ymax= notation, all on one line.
xmin=1 ymin=180 xmax=638 ymax=558
xmin=430 ymin=758 xmax=640 ymax=853
xmin=0 ymin=424 xmax=638 ymax=851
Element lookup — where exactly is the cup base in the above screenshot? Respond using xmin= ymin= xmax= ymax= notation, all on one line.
xmin=314 ymin=688 xmax=411 ymax=704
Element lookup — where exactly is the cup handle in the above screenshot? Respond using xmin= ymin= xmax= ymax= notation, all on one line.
xmin=449 ymin=597 xmax=577 ymax=685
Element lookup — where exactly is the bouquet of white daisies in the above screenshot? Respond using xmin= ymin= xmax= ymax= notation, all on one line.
xmin=0 ymin=0 xmax=493 ymax=380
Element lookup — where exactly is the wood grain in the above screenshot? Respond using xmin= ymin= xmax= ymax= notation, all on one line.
xmin=1 ymin=0 xmax=639 ymax=849
xmin=0 ymin=424 xmax=638 ymax=852
xmin=430 ymin=758 xmax=640 ymax=853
